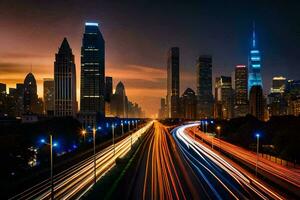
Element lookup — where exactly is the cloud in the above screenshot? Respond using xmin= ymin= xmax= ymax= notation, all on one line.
xmin=0 ymin=52 xmax=49 ymax=59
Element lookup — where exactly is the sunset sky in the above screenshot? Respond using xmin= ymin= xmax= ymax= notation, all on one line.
xmin=0 ymin=1 xmax=299 ymax=117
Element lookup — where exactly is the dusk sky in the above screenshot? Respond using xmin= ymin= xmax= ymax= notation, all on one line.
xmin=0 ymin=0 xmax=299 ymax=117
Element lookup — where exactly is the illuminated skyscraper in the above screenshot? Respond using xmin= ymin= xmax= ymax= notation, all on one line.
xmin=167 ymin=47 xmax=180 ymax=118
xmin=234 ymin=65 xmax=248 ymax=117
xmin=196 ymin=55 xmax=213 ymax=118
xmin=54 ymin=38 xmax=77 ymax=117
xmin=214 ymin=76 xmax=234 ymax=119
xmin=271 ymin=76 xmax=286 ymax=93
xmin=248 ymin=23 xmax=262 ymax=92
xmin=80 ymin=22 xmax=105 ymax=117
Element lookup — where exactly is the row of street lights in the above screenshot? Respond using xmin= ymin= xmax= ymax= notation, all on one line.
xmin=39 ymin=119 xmax=140 ymax=199
xmin=198 ymin=120 xmax=260 ymax=177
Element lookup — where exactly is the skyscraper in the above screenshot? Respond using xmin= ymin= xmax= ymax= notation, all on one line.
xmin=111 ymin=82 xmax=128 ymax=118
xmin=43 ymin=78 xmax=54 ymax=116
xmin=54 ymin=38 xmax=77 ymax=117
xmin=271 ymin=76 xmax=286 ymax=93
xmin=249 ymin=85 xmax=264 ymax=120
xmin=23 ymin=72 xmax=38 ymax=114
xmin=214 ymin=76 xmax=234 ymax=119
xmin=180 ymin=88 xmax=197 ymax=119
xmin=158 ymin=98 xmax=167 ymax=119
xmin=268 ymin=76 xmax=287 ymax=116
xmin=234 ymin=65 xmax=248 ymax=117
xmin=105 ymin=76 xmax=113 ymax=102
xmin=167 ymin=47 xmax=180 ymax=118
xmin=248 ymin=23 xmax=263 ymax=92
xmin=196 ymin=55 xmax=213 ymax=118
xmin=80 ymin=22 xmax=105 ymax=117
xmin=0 ymin=83 xmax=6 ymax=95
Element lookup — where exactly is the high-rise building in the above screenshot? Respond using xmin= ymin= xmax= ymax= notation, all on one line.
xmin=0 ymin=83 xmax=6 ymax=115
xmin=214 ymin=76 xmax=234 ymax=119
xmin=267 ymin=76 xmax=287 ymax=116
xmin=196 ymin=55 xmax=213 ymax=118
xmin=248 ymin=23 xmax=263 ymax=92
xmin=54 ymin=38 xmax=77 ymax=117
xmin=271 ymin=76 xmax=286 ymax=93
xmin=234 ymin=65 xmax=248 ymax=117
xmin=15 ymin=83 xmax=24 ymax=116
xmin=249 ymin=85 xmax=264 ymax=120
xmin=158 ymin=98 xmax=167 ymax=119
xmin=23 ymin=72 xmax=38 ymax=114
xmin=0 ymin=83 xmax=6 ymax=95
xmin=111 ymin=82 xmax=128 ymax=118
xmin=180 ymin=88 xmax=197 ymax=119
xmin=80 ymin=22 xmax=105 ymax=117
xmin=283 ymin=80 xmax=300 ymax=115
xmin=105 ymin=76 xmax=113 ymax=102
xmin=43 ymin=78 xmax=54 ymax=115
xmin=167 ymin=47 xmax=180 ymax=118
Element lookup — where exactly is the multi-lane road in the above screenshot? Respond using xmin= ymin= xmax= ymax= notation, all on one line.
xmin=125 ymin=121 xmax=203 ymax=200
xmin=185 ymin=123 xmax=300 ymax=197
xmin=9 ymin=122 xmax=153 ymax=200
xmin=10 ymin=121 xmax=299 ymax=199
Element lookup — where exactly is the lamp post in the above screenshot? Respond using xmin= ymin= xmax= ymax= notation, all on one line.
xmin=121 ymin=122 xmax=124 ymax=135
xmin=81 ymin=130 xmax=86 ymax=143
xmin=40 ymin=135 xmax=57 ymax=200
xmin=112 ymin=124 xmax=115 ymax=155
xmin=205 ymin=121 xmax=208 ymax=133
xmin=217 ymin=126 xmax=221 ymax=151
xmin=255 ymin=133 xmax=260 ymax=177
xmin=93 ymin=128 xmax=96 ymax=184
xmin=128 ymin=121 xmax=131 ymax=131
xmin=50 ymin=135 xmax=54 ymax=200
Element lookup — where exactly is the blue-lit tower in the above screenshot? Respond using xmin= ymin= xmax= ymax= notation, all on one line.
xmin=248 ymin=23 xmax=262 ymax=93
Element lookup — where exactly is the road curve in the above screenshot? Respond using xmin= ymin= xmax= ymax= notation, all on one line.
xmin=173 ymin=123 xmax=284 ymax=200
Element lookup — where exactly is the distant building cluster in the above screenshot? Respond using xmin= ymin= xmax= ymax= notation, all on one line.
xmin=158 ymin=24 xmax=300 ymax=120
xmin=0 ymin=22 xmax=144 ymax=127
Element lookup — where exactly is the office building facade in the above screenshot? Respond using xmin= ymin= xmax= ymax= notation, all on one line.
xmin=234 ymin=65 xmax=248 ymax=117
xmin=167 ymin=47 xmax=180 ymax=118
xmin=80 ymin=22 xmax=105 ymax=117
xmin=54 ymin=38 xmax=77 ymax=117
xmin=196 ymin=55 xmax=213 ymax=118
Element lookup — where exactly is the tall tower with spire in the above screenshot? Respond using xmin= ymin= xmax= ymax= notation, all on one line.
xmin=248 ymin=22 xmax=262 ymax=93
xmin=54 ymin=38 xmax=77 ymax=117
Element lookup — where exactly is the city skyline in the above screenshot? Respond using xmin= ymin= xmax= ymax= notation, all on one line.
xmin=1 ymin=1 xmax=300 ymax=117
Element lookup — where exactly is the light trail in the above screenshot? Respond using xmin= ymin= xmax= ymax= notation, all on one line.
xmin=9 ymin=122 xmax=153 ymax=200
xmin=187 ymin=125 xmax=300 ymax=190
xmin=173 ymin=123 xmax=284 ymax=200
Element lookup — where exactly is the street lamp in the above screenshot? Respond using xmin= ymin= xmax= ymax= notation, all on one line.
xmin=205 ymin=121 xmax=208 ymax=133
xmin=255 ymin=133 xmax=260 ymax=177
xmin=135 ymin=120 xmax=138 ymax=129
xmin=128 ymin=121 xmax=131 ymax=131
xmin=81 ymin=130 xmax=86 ymax=143
xmin=112 ymin=124 xmax=115 ymax=155
xmin=121 ymin=122 xmax=124 ymax=135
xmin=93 ymin=128 xmax=96 ymax=184
xmin=40 ymin=135 xmax=57 ymax=200
xmin=217 ymin=126 xmax=221 ymax=151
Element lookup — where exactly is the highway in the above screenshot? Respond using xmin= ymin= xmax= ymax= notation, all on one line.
xmin=125 ymin=121 xmax=205 ymax=200
xmin=186 ymin=123 xmax=300 ymax=196
xmin=173 ymin=123 xmax=284 ymax=200
xmin=9 ymin=122 xmax=153 ymax=200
